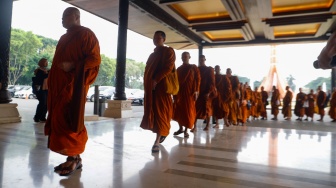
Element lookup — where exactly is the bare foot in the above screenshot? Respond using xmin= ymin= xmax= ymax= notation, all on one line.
xmin=190 ymin=128 xmax=197 ymax=132
xmin=213 ymin=125 xmax=219 ymax=128
xmin=203 ymin=127 xmax=209 ymax=131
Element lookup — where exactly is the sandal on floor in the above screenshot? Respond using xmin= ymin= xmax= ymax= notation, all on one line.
xmin=54 ymin=156 xmax=77 ymax=171
xmin=59 ymin=157 xmax=82 ymax=176
xmin=151 ymin=145 xmax=159 ymax=153
xmin=184 ymin=133 xmax=189 ymax=138
xmin=173 ymin=130 xmax=183 ymax=136
xmin=159 ymin=136 xmax=166 ymax=143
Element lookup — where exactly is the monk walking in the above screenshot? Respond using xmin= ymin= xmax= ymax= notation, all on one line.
xmin=140 ymin=31 xmax=176 ymax=153
xmin=282 ymin=86 xmax=293 ymax=120
xmin=46 ymin=7 xmax=101 ymax=176
xmin=173 ymin=52 xmax=200 ymax=137
xmin=316 ymin=85 xmax=326 ymax=121
xmin=329 ymin=87 xmax=336 ymax=122
xmin=191 ymin=55 xmax=216 ymax=132
xmin=294 ymin=88 xmax=306 ymax=121
xmin=260 ymin=86 xmax=269 ymax=120
xmin=271 ymin=85 xmax=280 ymax=120
xmin=212 ymin=65 xmax=232 ymax=128
xmin=305 ymin=89 xmax=315 ymax=121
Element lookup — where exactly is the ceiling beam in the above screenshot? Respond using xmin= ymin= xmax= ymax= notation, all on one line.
xmin=191 ymin=20 xmax=247 ymax=32
xmin=130 ymin=0 xmax=203 ymax=45
xmin=264 ymin=13 xmax=334 ymax=26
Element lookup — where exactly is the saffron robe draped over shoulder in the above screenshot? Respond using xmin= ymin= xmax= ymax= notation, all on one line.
xmin=317 ymin=90 xmax=326 ymax=115
xmin=140 ymin=46 xmax=176 ymax=136
xmin=195 ymin=66 xmax=216 ymax=119
xmin=306 ymin=94 xmax=315 ymax=117
xmin=329 ymin=91 xmax=336 ymax=119
xmin=282 ymin=90 xmax=293 ymax=118
xmin=294 ymin=92 xmax=306 ymax=117
xmin=271 ymin=89 xmax=280 ymax=116
xmin=213 ymin=74 xmax=232 ymax=119
xmin=173 ymin=64 xmax=200 ymax=128
xmin=45 ymin=25 xmax=101 ymax=156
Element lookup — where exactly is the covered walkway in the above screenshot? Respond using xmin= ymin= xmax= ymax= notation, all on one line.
xmin=1 ymin=104 xmax=336 ymax=188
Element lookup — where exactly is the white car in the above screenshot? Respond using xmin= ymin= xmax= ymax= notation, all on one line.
xmin=86 ymin=86 xmax=115 ymax=102
xmin=14 ymin=87 xmax=36 ymax=99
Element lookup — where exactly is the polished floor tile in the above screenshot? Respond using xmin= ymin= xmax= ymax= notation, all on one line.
xmin=2 ymin=107 xmax=336 ymax=187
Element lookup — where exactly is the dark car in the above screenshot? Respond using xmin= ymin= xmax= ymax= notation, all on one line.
xmin=127 ymin=89 xmax=144 ymax=105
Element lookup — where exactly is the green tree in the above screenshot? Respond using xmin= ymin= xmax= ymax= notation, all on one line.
xmin=125 ymin=59 xmax=145 ymax=89
xmin=9 ymin=29 xmax=43 ymax=85
xmin=237 ymin=76 xmax=250 ymax=85
xmin=304 ymin=77 xmax=331 ymax=91
xmin=93 ymin=55 xmax=116 ymax=86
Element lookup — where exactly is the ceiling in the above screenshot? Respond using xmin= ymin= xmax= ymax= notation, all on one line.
xmin=63 ymin=0 xmax=336 ymax=50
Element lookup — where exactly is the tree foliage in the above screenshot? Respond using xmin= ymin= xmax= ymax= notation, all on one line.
xmin=304 ymin=77 xmax=331 ymax=91
xmin=9 ymin=28 xmax=145 ymax=89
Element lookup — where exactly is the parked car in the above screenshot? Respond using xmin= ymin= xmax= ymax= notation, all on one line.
xmin=87 ymin=86 xmax=114 ymax=102
xmin=7 ymin=85 xmax=15 ymax=97
xmin=14 ymin=87 xmax=36 ymax=99
xmin=127 ymin=89 xmax=144 ymax=105
xmin=100 ymin=87 xmax=115 ymax=99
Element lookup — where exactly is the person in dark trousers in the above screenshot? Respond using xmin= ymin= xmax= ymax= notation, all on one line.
xmin=33 ymin=58 xmax=49 ymax=123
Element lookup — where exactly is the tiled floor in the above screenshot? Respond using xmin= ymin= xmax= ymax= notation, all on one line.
xmin=2 ymin=104 xmax=336 ymax=188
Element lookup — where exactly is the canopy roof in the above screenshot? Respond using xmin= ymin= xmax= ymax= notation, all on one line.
xmin=63 ymin=0 xmax=336 ymax=50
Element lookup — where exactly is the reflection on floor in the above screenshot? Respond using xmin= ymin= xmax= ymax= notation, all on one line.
xmin=2 ymin=116 xmax=336 ymax=188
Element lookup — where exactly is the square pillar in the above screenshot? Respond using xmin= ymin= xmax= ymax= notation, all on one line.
xmin=103 ymin=100 xmax=133 ymax=118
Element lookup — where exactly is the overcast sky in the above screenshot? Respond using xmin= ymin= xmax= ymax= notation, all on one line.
xmin=11 ymin=0 xmax=329 ymax=90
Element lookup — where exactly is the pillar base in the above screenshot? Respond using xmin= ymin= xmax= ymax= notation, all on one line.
xmin=103 ymin=100 xmax=133 ymax=118
xmin=0 ymin=103 xmax=21 ymax=124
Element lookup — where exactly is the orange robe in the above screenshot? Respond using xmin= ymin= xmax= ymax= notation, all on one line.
xmin=329 ymin=91 xmax=336 ymax=119
xmin=294 ymin=92 xmax=306 ymax=117
xmin=253 ymin=91 xmax=263 ymax=118
xmin=305 ymin=94 xmax=315 ymax=118
xmin=173 ymin=64 xmax=200 ymax=128
xmin=316 ymin=90 xmax=326 ymax=115
xmin=260 ymin=91 xmax=268 ymax=118
xmin=213 ymin=74 xmax=231 ymax=119
xmin=45 ymin=25 xmax=101 ymax=156
xmin=228 ymin=76 xmax=240 ymax=124
xmin=271 ymin=89 xmax=280 ymax=116
xmin=140 ymin=46 xmax=176 ymax=136
xmin=282 ymin=90 xmax=293 ymax=118
xmin=195 ymin=66 xmax=216 ymax=119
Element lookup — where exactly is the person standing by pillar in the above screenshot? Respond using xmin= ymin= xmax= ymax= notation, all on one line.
xmin=33 ymin=58 xmax=49 ymax=123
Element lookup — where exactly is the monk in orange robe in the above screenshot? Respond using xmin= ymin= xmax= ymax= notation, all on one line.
xmin=260 ymin=86 xmax=269 ymax=120
xmin=271 ymin=85 xmax=280 ymax=120
xmin=228 ymin=75 xmax=241 ymax=125
xmin=173 ymin=52 xmax=200 ymax=137
xmin=294 ymin=88 xmax=306 ymax=121
xmin=45 ymin=7 xmax=101 ymax=176
xmin=282 ymin=86 xmax=293 ymax=120
xmin=140 ymin=31 xmax=176 ymax=153
xmin=212 ymin=65 xmax=232 ymax=128
xmin=252 ymin=87 xmax=263 ymax=120
xmin=316 ymin=85 xmax=326 ymax=121
xmin=191 ymin=55 xmax=216 ymax=131
xmin=328 ymin=87 xmax=336 ymax=122
xmin=240 ymin=84 xmax=251 ymax=126
xmin=305 ymin=89 xmax=315 ymax=121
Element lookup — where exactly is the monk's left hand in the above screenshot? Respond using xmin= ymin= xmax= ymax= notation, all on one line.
xmin=61 ymin=61 xmax=75 ymax=72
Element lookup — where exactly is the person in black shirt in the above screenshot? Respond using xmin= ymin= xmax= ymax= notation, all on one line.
xmin=33 ymin=58 xmax=49 ymax=123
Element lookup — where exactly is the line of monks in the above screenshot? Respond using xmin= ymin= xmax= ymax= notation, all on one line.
xmin=172 ymin=52 xmax=271 ymax=138
xmin=172 ymin=53 xmax=336 ymax=139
